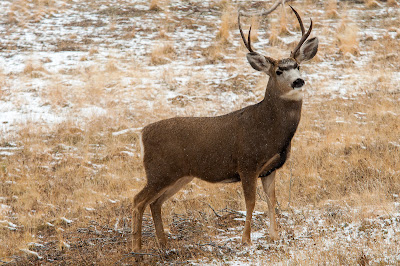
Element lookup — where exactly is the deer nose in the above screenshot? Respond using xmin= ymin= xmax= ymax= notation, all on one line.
xmin=292 ymin=78 xmax=304 ymax=88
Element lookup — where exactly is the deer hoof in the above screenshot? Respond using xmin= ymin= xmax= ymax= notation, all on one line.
xmin=269 ymin=231 xmax=279 ymax=241
xmin=241 ymin=238 xmax=252 ymax=246
xmin=132 ymin=243 xmax=141 ymax=253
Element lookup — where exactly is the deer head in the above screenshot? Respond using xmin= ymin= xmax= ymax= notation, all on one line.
xmin=238 ymin=6 xmax=319 ymax=99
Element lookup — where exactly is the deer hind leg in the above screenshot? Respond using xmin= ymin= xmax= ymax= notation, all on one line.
xmin=261 ymin=170 xmax=279 ymax=241
xmin=240 ymin=173 xmax=258 ymax=245
xmin=132 ymin=182 xmax=171 ymax=252
xmin=150 ymin=176 xmax=193 ymax=248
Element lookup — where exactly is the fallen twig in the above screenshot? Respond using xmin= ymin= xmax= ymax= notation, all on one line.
xmin=201 ymin=201 xmax=221 ymax=217
xmin=240 ymin=0 xmax=296 ymax=17
xmin=128 ymin=252 xmax=160 ymax=257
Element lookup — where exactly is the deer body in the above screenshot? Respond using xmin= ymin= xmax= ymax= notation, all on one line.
xmin=132 ymin=6 xmax=318 ymax=251
xmin=142 ymin=84 xmax=301 ymax=184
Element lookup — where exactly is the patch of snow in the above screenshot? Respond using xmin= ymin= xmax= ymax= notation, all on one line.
xmin=60 ymin=217 xmax=73 ymax=224
xmin=20 ymin=249 xmax=43 ymax=259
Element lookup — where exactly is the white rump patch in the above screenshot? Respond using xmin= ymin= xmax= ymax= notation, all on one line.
xmin=138 ymin=132 xmax=144 ymax=159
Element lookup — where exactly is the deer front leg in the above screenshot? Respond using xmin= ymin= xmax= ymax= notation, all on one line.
xmin=240 ymin=174 xmax=258 ymax=245
xmin=261 ymin=171 xmax=279 ymax=241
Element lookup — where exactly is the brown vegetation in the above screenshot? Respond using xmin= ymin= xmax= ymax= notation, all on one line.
xmin=0 ymin=0 xmax=399 ymax=264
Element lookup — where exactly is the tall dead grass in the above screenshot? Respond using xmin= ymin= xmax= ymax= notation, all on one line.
xmin=150 ymin=42 xmax=176 ymax=65
xmin=2 ymin=77 xmax=399 ymax=259
xmin=0 ymin=117 xmax=143 ymax=258
xmin=337 ymin=17 xmax=360 ymax=56
xmin=1 ymin=0 xmax=400 ymax=263
xmin=7 ymin=0 xmax=60 ymax=25
xmin=325 ymin=0 xmax=339 ymax=19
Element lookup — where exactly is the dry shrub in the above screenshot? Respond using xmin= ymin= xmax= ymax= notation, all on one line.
xmin=269 ymin=26 xmax=280 ymax=46
xmin=364 ymin=0 xmax=381 ymax=8
xmin=370 ymin=35 xmax=399 ymax=66
xmin=159 ymin=27 xmax=169 ymax=39
xmin=32 ymin=0 xmax=55 ymax=7
xmin=325 ymin=0 xmax=339 ymax=19
xmin=89 ymin=47 xmax=99 ymax=55
xmin=43 ymin=83 xmax=71 ymax=107
xmin=8 ymin=0 xmax=59 ymax=25
xmin=278 ymin=7 xmax=289 ymax=36
xmin=6 ymin=11 xmax=19 ymax=25
xmin=267 ymin=7 xmax=292 ymax=46
xmin=201 ymin=44 xmax=224 ymax=64
xmin=150 ymin=42 xmax=176 ymax=65
xmin=216 ymin=9 xmax=232 ymax=43
xmin=336 ymin=18 xmax=359 ymax=56
xmin=387 ymin=0 xmax=399 ymax=6
xmin=23 ymin=60 xmax=48 ymax=78
xmin=249 ymin=16 xmax=260 ymax=43
xmin=0 ymin=70 xmax=6 ymax=95
xmin=109 ymin=20 xmax=117 ymax=32
xmin=55 ymin=39 xmax=82 ymax=52
xmin=122 ymin=26 xmax=136 ymax=39
xmin=149 ymin=0 xmax=163 ymax=11
xmin=211 ymin=0 xmax=230 ymax=10
xmin=105 ymin=59 xmax=119 ymax=72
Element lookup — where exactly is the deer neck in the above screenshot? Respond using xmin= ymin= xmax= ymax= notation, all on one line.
xmin=261 ymin=78 xmax=303 ymax=130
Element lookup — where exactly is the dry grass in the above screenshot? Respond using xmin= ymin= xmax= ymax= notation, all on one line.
xmin=337 ymin=17 xmax=360 ymax=56
xmin=150 ymin=42 xmax=176 ymax=65
xmin=149 ymin=0 xmax=165 ymax=11
xmin=387 ymin=0 xmax=399 ymax=6
xmin=286 ymin=91 xmax=400 ymax=206
xmin=216 ymin=3 xmax=237 ymax=44
xmin=217 ymin=10 xmax=231 ymax=42
xmin=2 ymin=84 xmax=399 ymax=263
xmin=23 ymin=60 xmax=49 ymax=78
xmin=278 ymin=6 xmax=290 ymax=36
xmin=0 ymin=71 xmax=6 ymax=97
xmin=1 ymin=0 xmax=400 ymax=264
xmin=325 ymin=0 xmax=340 ymax=19
xmin=7 ymin=0 xmax=60 ymax=26
xmin=364 ymin=0 xmax=381 ymax=9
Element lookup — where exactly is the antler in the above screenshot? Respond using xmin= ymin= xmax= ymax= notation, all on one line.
xmin=289 ymin=6 xmax=313 ymax=59
xmin=238 ymin=12 xmax=254 ymax=53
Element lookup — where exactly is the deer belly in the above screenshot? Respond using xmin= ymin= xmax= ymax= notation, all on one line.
xmin=188 ymin=157 xmax=239 ymax=183
xmin=195 ymin=171 xmax=241 ymax=183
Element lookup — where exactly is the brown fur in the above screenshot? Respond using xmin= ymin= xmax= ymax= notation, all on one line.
xmin=132 ymin=76 xmax=303 ymax=251
xmin=132 ymin=7 xmax=318 ymax=251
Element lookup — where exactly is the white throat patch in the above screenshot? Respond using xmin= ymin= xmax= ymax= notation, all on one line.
xmin=280 ymin=89 xmax=303 ymax=101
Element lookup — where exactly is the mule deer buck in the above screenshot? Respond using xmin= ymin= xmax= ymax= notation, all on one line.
xmin=132 ymin=6 xmax=318 ymax=251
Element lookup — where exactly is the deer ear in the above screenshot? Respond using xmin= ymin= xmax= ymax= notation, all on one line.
xmin=246 ymin=52 xmax=273 ymax=73
xmin=295 ymin=37 xmax=319 ymax=63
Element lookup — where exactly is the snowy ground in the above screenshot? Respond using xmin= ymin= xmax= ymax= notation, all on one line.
xmin=1 ymin=0 xmax=399 ymax=135
xmin=1 ymin=0 xmax=400 ymax=264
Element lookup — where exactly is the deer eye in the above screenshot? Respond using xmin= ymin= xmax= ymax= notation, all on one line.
xmin=276 ymin=70 xmax=283 ymax=75
xmin=297 ymin=66 xmax=300 ymax=70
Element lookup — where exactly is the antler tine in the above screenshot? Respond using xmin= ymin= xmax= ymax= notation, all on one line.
xmin=289 ymin=6 xmax=313 ymax=58
xmin=291 ymin=19 xmax=312 ymax=58
xmin=289 ymin=5 xmax=305 ymax=35
xmin=238 ymin=12 xmax=254 ymax=53
xmin=248 ymin=26 xmax=253 ymax=52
